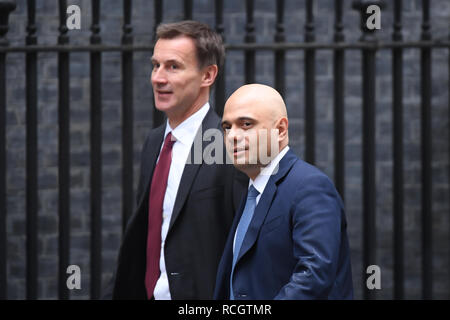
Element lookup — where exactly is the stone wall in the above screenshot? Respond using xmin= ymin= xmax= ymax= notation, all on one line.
xmin=4 ymin=0 xmax=450 ymax=299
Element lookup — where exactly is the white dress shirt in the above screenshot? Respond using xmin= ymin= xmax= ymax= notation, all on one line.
xmin=153 ymin=102 xmax=210 ymax=300
xmin=233 ymin=146 xmax=290 ymax=253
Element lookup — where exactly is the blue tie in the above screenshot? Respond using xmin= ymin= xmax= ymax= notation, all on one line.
xmin=230 ymin=185 xmax=260 ymax=299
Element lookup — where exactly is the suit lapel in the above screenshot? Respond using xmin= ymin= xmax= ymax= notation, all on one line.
xmin=218 ymin=189 xmax=248 ymax=292
xmin=135 ymin=125 xmax=166 ymax=212
xmin=230 ymin=188 xmax=249 ymax=241
xmin=233 ymin=170 xmax=248 ymax=212
xmin=236 ymin=149 xmax=298 ymax=264
xmin=168 ymin=108 xmax=220 ymax=232
xmin=235 ymin=182 xmax=277 ymax=264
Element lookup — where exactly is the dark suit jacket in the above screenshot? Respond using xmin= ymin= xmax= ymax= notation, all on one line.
xmin=112 ymin=107 xmax=247 ymax=299
xmin=214 ymin=149 xmax=353 ymax=300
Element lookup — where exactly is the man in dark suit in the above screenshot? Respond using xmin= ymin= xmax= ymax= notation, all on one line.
xmin=111 ymin=21 xmax=246 ymax=300
xmin=215 ymin=84 xmax=353 ymax=299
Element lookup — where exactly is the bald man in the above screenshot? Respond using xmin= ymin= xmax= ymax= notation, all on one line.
xmin=214 ymin=84 xmax=353 ymax=300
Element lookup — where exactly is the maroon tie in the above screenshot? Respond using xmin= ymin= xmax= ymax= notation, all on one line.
xmin=145 ymin=132 xmax=176 ymax=299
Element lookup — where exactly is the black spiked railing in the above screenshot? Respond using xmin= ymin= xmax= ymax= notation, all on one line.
xmin=214 ymin=0 xmax=226 ymax=117
xmin=244 ymin=0 xmax=255 ymax=84
xmin=392 ymin=0 xmax=404 ymax=300
xmin=274 ymin=0 xmax=285 ymax=98
xmin=333 ymin=0 xmax=345 ymax=200
xmin=26 ymin=0 xmax=38 ymax=301
xmin=0 ymin=0 xmax=16 ymax=300
xmin=184 ymin=0 xmax=193 ymax=20
xmin=0 ymin=0 xmax=448 ymax=301
xmin=57 ymin=0 xmax=71 ymax=300
xmin=121 ymin=0 xmax=134 ymax=232
xmin=304 ymin=0 xmax=316 ymax=165
xmin=448 ymin=18 xmax=450 ymax=302
xmin=90 ymin=0 xmax=102 ymax=300
xmin=352 ymin=0 xmax=385 ymax=300
xmin=0 ymin=39 xmax=448 ymax=53
xmin=420 ymin=0 xmax=432 ymax=300
xmin=152 ymin=0 xmax=164 ymax=128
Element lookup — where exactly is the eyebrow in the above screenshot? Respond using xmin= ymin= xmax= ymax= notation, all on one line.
xmin=238 ymin=117 xmax=255 ymax=122
xmin=151 ymin=57 xmax=182 ymax=65
xmin=221 ymin=117 xmax=255 ymax=126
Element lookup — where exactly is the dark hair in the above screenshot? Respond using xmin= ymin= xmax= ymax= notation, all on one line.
xmin=155 ymin=20 xmax=225 ymax=74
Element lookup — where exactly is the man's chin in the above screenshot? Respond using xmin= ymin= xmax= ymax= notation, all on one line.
xmin=232 ymin=162 xmax=260 ymax=174
xmin=154 ymin=102 xmax=173 ymax=112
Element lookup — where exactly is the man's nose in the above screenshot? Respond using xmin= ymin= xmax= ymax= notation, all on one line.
xmin=151 ymin=67 xmax=167 ymax=85
xmin=227 ymin=127 xmax=244 ymax=144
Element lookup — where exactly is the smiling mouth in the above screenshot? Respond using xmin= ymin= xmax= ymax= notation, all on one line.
xmin=233 ymin=147 xmax=248 ymax=155
xmin=155 ymin=89 xmax=173 ymax=96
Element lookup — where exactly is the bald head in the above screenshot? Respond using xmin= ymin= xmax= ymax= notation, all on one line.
xmin=227 ymin=84 xmax=288 ymax=119
xmin=221 ymin=84 xmax=289 ymax=180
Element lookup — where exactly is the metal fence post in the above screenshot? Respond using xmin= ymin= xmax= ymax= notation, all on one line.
xmin=333 ymin=0 xmax=346 ymax=200
xmin=121 ymin=0 xmax=134 ymax=232
xmin=57 ymin=0 xmax=71 ymax=300
xmin=244 ymin=0 xmax=255 ymax=84
xmin=304 ymin=0 xmax=316 ymax=165
xmin=420 ymin=0 xmax=432 ymax=300
xmin=392 ymin=0 xmax=404 ymax=300
xmin=90 ymin=0 xmax=103 ymax=300
xmin=274 ymin=0 xmax=285 ymax=98
xmin=25 ymin=0 xmax=38 ymax=300
xmin=352 ymin=0 xmax=385 ymax=300
xmin=0 ymin=0 xmax=16 ymax=300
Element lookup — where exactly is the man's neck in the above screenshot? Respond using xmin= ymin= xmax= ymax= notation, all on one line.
xmin=168 ymin=95 xmax=209 ymax=129
xmin=246 ymin=144 xmax=289 ymax=181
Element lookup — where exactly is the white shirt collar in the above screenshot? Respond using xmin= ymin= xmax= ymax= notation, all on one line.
xmin=164 ymin=102 xmax=210 ymax=145
xmin=249 ymin=146 xmax=290 ymax=196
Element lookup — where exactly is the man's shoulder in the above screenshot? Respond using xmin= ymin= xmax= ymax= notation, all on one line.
xmin=201 ymin=106 xmax=221 ymax=129
xmin=278 ymin=156 xmax=344 ymax=210
xmin=283 ymin=155 xmax=335 ymax=190
xmin=145 ymin=123 xmax=165 ymax=139
xmin=139 ymin=124 xmax=165 ymax=153
xmin=291 ymin=158 xmax=325 ymax=176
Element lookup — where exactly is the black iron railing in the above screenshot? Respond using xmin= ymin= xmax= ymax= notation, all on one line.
xmin=0 ymin=0 xmax=449 ymax=300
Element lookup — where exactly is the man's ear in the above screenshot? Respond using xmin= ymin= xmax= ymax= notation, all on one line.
xmin=201 ymin=64 xmax=219 ymax=88
xmin=276 ymin=117 xmax=289 ymax=142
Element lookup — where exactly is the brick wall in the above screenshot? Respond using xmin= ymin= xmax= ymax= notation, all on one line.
xmin=4 ymin=0 xmax=450 ymax=299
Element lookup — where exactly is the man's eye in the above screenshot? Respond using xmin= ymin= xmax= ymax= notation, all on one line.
xmin=152 ymin=63 xmax=159 ymax=69
xmin=170 ymin=64 xmax=178 ymax=70
xmin=243 ymin=122 xmax=252 ymax=127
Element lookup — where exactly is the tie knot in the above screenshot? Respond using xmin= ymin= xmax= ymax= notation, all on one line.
xmin=247 ymin=185 xmax=259 ymax=199
xmin=163 ymin=132 xmax=176 ymax=149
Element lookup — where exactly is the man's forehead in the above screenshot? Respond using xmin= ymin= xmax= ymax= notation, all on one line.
xmin=223 ymin=103 xmax=258 ymax=120
xmin=153 ymin=37 xmax=196 ymax=58
xmin=152 ymin=49 xmax=187 ymax=63
xmin=151 ymin=37 xmax=197 ymax=64
xmin=226 ymin=97 xmax=260 ymax=113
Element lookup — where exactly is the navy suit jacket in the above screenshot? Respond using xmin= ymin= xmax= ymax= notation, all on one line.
xmin=214 ymin=149 xmax=353 ymax=300
xmin=110 ymin=108 xmax=248 ymax=299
